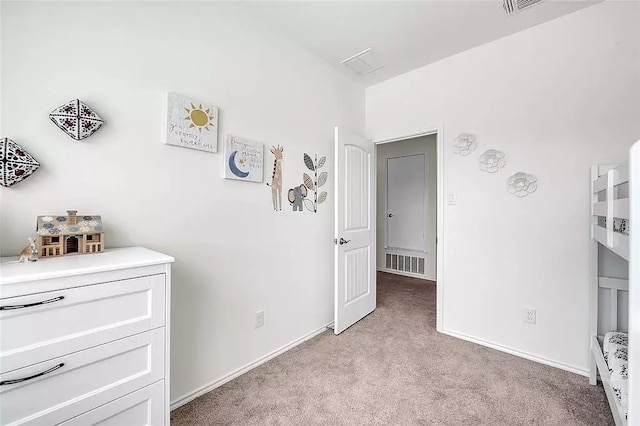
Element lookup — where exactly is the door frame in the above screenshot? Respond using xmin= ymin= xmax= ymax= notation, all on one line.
xmin=374 ymin=125 xmax=444 ymax=332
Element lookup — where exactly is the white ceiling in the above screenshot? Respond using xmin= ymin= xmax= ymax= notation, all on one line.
xmin=244 ymin=1 xmax=600 ymax=86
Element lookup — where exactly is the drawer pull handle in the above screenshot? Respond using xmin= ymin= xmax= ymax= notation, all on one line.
xmin=0 ymin=363 xmax=65 ymax=386
xmin=0 ymin=296 xmax=65 ymax=311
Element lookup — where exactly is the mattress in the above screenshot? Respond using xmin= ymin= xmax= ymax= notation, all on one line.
xmin=603 ymin=331 xmax=629 ymax=418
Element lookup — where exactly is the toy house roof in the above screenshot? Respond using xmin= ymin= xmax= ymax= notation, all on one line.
xmin=36 ymin=214 xmax=103 ymax=237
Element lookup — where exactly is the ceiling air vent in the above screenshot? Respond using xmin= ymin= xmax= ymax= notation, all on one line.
xmin=341 ymin=48 xmax=384 ymax=76
xmin=503 ymin=0 xmax=543 ymax=15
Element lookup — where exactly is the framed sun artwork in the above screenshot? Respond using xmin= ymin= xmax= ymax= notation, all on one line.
xmin=223 ymin=134 xmax=264 ymax=183
xmin=165 ymin=92 xmax=218 ymax=153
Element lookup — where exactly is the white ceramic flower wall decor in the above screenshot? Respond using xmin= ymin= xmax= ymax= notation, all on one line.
xmin=452 ymin=133 xmax=477 ymax=156
xmin=507 ymin=172 xmax=537 ymax=197
xmin=478 ymin=149 xmax=506 ymax=173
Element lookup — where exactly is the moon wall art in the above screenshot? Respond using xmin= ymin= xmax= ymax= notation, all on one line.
xmin=223 ymin=134 xmax=264 ymax=183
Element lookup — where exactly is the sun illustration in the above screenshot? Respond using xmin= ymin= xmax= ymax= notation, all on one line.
xmin=184 ymin=103 xmax=215 ymax=132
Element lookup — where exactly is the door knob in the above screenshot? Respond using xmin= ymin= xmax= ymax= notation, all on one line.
xmin=339 ymin=238 xmax=351 ymax=245
xmin=388 ymin=213 xmax=394 ymax=218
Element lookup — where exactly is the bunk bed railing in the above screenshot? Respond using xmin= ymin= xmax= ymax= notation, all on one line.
xmin=592 ymin=226 xmax=630 ymax=260
xmin=607 ymin=168 xmax=616 ymax=247
xmin=590 ymin=157 xmax=633 ymax=425
xmin=590 ymin=163 xmax=630 ymax=382
xmin=591 ymin=164 xmax=630 ymax=261
xmin=629 ymin=141 xmax=639 ymax=425
xmin=593 ymin=198 xmax=630 ymax=219
xmin=599 ymin=277 xmax=629 ymax=333
xmin=593 ymin=164 xmax=629 ymax=193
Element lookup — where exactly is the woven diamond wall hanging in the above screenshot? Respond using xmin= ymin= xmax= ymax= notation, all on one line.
xmin=0 ymin=138 xmax=40 ymax=187
xmin=49 ymin=99 xmax=104 ymax=140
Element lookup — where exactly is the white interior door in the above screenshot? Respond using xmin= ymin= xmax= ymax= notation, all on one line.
xmin=334 ymin=127 xmax=376 ymax=335
xmin=386 ymin=154 xmax=426 ymax=251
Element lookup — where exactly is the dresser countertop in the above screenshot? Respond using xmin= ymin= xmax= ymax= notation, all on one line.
xmin=0 ymin=246 xmax=174 ymax=285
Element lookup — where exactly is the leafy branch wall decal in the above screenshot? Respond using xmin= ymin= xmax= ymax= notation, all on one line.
xmin=302 ymin=153 xmax=328 ymax=213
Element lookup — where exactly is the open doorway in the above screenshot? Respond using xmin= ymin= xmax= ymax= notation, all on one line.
xmin=376 ymin=134 xmax=437 ymax=281
xmin=376 ymin=134 xmax=438 ymax=281
xmin=374 ymin=129 xmax=443 ymax=331
xmin=333 ymin=127 xmax=443 ymax=334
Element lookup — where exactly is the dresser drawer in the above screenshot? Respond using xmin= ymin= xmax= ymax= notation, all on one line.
xmin=0 ymin=274 xmax=165 ymax=373
xmin=58 ymin=380 xmax=164 ymax=426
xmin=0 ymin=328 xmax=164 ymax=426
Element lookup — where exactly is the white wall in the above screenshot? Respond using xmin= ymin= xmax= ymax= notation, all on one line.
xmin=367 ymin=1 xmax=640 ymax=373
xmin=0 ymin=2 xmax=364 ymax=403
xmin=376 ymin=135 xmax=437 ymax=280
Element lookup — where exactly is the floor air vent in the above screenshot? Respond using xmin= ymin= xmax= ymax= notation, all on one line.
xmin=385 ymin=253 xmax=425 ymax=275
xmin=503 ymin=0 xmax=542 ymax=15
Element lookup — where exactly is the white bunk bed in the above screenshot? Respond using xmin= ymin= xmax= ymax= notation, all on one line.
xmin=590 ymin=160 xmax=634 ymax=426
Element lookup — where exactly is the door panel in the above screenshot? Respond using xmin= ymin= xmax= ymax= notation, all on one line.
xmin=334 ymin=127 xmax=376 ymax=334
xmin=386 ymin=154 xmax=426 ymax=251
xmin=344 ymin=246 xmax=371 ymax=304
xmin=345 ymin=145 xmax=370 ymax=231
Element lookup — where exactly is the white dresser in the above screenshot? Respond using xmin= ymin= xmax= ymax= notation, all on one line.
xmin=0 ymin=247 xmax=174 ymax=426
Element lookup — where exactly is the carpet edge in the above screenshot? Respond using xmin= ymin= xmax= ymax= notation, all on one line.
xmin=170 ymin=322 xmax=333 ymax=411
xmin=441 ymin=328 xmax=589 ymax=377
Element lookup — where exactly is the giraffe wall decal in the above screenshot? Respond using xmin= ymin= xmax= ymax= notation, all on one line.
xmin=267 ymin=145 xmax=284 ymax=211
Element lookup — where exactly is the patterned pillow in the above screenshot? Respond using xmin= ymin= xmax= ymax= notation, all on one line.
xmin=0 ymin=138 xmax=40 ymax=187
xmin=49 ymin=99 xmax=104 ymax=140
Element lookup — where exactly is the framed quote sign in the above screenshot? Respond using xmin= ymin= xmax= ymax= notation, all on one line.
xmin=223 ymin=134 xmax=264 ymax=183
xmin=165 ymin=92 xmax=218 ymax=153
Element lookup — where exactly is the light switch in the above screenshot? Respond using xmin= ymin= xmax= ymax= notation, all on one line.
xmin=448 ymin=193 xmax=457 ymax=205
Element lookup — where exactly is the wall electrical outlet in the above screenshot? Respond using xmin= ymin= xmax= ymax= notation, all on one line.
xmin=524 ymin=308 xmax=536 ymax=324
xmin=255 ymin=310 xmax=265 ymax=329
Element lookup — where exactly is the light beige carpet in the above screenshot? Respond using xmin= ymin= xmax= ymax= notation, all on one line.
xmin=171 ymin=272 xmax=613 ymax=425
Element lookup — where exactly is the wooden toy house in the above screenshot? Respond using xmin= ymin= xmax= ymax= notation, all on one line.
xmin=36 ymin=210 xmax=104 ymax=257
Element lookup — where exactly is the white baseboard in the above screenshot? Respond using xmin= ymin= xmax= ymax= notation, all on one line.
xmin=441 ymin=328 xmax=588 ymax=377
xmin=376 ymin=267 xmax=435 ymax=281
xmin=170 ymin=323 xmax=332 ymax=410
